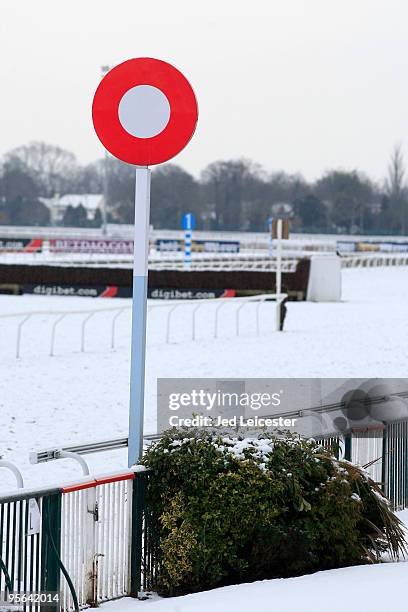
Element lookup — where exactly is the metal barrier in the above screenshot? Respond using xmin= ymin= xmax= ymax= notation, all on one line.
xmin=0 ymin=494 xmax=43 ymax=602
xmin=0 ymin=294 xmax=284 ymax=359
xmin=0 ymin=469 xmax=148 ymax=611
xmin=60 ymin=473 xmax=135 ymax=610
xmin=341 ymin=253 xmax=408 ymax=268
xmin=323 ymin=422 xmax=408 ymax=510
xmin=384 ymin=420 xmax=408 ymax=510
xmin=350 ymin=428 xmax=384 ymax=484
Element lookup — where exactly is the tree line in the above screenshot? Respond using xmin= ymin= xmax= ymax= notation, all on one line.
xmin=0 ymin=141 xmax=407 ymax=234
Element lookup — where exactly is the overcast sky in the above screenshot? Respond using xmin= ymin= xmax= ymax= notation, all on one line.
xmin=0 ymin=0 xmax=407 ymax=181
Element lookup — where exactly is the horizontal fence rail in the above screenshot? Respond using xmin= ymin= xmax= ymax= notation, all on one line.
xmin=0 ymin=294 xmax=284 ymax=359
xmin=341 ymin=253 xmax=408 ymax=268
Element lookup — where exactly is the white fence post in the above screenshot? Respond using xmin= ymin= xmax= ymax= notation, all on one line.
xmin=166 ymin=304 xmax=180 ymax=343
xmin=50 ymin=313 xmax=67 ymax=356
xmin=236 ymin=302 xmax=246 ymax=336
xmin=192 ymin=303 xmax=202 ymax=341
xmin=81 ymin=312 xmax=96 ymax=352
xmin=16 ymin=314 xmax=31 ymax=358
xmin=111 ymin=309 xmax=125 ymax=349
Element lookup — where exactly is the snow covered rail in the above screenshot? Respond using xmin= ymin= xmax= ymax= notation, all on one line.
xmin=151 ymin=293 xmax=287 ymax=343
xmin=148 ymin=255 xmax=299 ymax=272
xmin=0 ymin=305 xmax=131 ymax=358
xmin=341 ymin=253 xmax=408 ymax=268
xmin=0 ymin=294 xmax=285 ymax=359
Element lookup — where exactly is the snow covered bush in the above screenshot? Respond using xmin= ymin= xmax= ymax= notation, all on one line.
xmin=142 ymin=429 xmax=406 ymax=596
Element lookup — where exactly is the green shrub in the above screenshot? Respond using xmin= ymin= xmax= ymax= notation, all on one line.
xmin=142 ymin=429 xmax=406 ymax=596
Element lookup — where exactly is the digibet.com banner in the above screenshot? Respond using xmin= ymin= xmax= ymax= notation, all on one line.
xmin=157 ymin=378 xmax=408 ymax=438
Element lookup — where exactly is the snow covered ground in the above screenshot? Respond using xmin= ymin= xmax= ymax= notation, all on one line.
xmin=102 ymin=561 xmax=408 ymax=612
xmin=102 ymin=512 xmax=408 ymax=612
xmin=0 ymin=266 xmax=407 ymax=489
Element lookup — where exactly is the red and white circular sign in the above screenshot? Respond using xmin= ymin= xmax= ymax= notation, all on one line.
xmin=92 ymin=57 xmax=198 ymax=166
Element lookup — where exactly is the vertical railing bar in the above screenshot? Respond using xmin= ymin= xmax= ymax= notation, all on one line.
xmin=111 ymin=309 xmax=125 ymax=350
xmin=60 ymin=497 xmax=65 ymax=612
xmin=108 ymin=484 xmax=113 ymax=599
xmin=105 ymin=483 xmax=110 ymax=601
xmin=74 ymin=491 xmax=81 ymax=608
xmin=166 ymin=304 xmax=180 ymax=344
xmin=110 ymin=484 xmax=115 ymax=599
xmin=75 ymin=492 xmax=79 ymax=608
xmin=81 ymin=312 xmax=96 ymax=353
xmin=67 ymin=493 xmax=73 ymax=611
xmin=81 ymin=489 xmax=86 ymax=607
xmin=192 ymin=304 xmax=202 ymax=341
xmin=23 ymin=501 xmax=28 ymax=597
xmin=101 ymin=485 xmax=107 ymax=601
xmin=17 ymin=501 xmax=23 ymax=589
xmin=95 ymin=488 xmax=101 ymax=606
xmin=16 ymin=314 xmax=31 ymax=359
xmin=35 ymin=500 xmax=41 ymax=609
xmin=0 ymin=504 xmax=4 ymax=594
xmin=120 ymin=480 xmax=127 ymax=594
xmin=113 ymin=482 xmax=120 ymax=598
xmin=11 ymin=502 xmax=17 ymax=589
xmin=116 ymin=482 xmax=122 ymax=595
xmin=49 ymin=313 xmax=66 ymax=357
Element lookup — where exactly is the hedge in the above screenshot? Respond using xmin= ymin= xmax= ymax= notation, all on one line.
xmin=142 ymin=428 xmax=406 ymax=596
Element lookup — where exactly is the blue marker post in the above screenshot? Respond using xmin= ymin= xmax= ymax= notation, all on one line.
xmin=183 ymin=212 xmax=196 ymax=266
xmin=128 ymin=166 xmax=151 ymax=466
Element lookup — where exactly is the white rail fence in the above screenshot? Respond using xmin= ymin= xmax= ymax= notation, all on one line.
xmin=61 ymin=475 xmax=133 ymax=610
xmin=0 ymin=295 xmax=284 ymax=359
xmin=341 ymin=253 xmax=408 ymax=268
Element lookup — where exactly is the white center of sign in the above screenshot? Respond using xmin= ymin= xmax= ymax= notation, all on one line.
xmin=118 ymin=85 xmax=171 ymax=139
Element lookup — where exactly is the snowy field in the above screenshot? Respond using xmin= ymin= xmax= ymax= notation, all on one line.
xmin=103 ymin=558 xmax=408 ymax=612
xmin=0 ymin=266 xmax=407 ymax=489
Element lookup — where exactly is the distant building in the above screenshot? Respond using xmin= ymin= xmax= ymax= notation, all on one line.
xmin=39 ymin=194 xmax=104 ymax=224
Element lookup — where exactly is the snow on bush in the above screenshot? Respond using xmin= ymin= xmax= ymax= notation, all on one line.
xmin=142 ymin=429 xmax=406 ymax=596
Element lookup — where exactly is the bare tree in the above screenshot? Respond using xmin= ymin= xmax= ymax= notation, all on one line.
xmin=385 ymin=144 xmax=407 ymax=234
xmin=5 ymin=141 xmax=78 ymax=196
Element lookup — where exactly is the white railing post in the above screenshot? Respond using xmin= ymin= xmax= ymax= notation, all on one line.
xmin=81 ymin=312 xmax=96 ymax=352
xmin=50 ymin=313 xmax=67 ymax=356
xmin=166 ymin=304 xmax=180 ymax=343
xmin=236 ymin=302 xmax=247 ymax=336
xmin=16 ymin=314 xmax=31 ymax=358
xmin=192 ymin=303 xmax=202 ymax=341
xmin=85 ymin=487 xmax=97 ymax=605
xmin=111 ymin=308 xmax=125 ymax=349
xmin=256 ymin=297 xmax=266 ymax=336
xmin=214 ymin=301 xmax=226 ymax=338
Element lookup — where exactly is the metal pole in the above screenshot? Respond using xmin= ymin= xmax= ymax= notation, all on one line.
xmin=128 ymin=167 xmax=151 ymax=467
xmin=276 ymin=219 xmax=282 ymax=296
xmin=268 ymin=218 xmax=273 ymax=257
xmin=102 ymin=150 xmax=109 ymax=236
xmin=184 ymin=229 xmax=192 ymax=266
xmin=276 ymin=220 xmax=283 ymax=331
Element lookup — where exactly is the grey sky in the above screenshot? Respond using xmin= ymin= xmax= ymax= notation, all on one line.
xmin=0 ymin=0 xmax=407 ymax=181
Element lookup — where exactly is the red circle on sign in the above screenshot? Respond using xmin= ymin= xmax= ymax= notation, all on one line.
xmin=92 ymin=58 xmax=198 ymax=166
